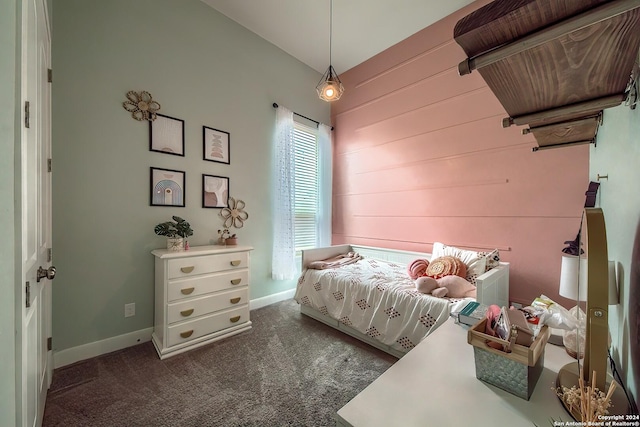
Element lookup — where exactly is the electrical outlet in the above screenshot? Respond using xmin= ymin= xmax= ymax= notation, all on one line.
xmin=124 ymin=303 xmax=135 ymax=318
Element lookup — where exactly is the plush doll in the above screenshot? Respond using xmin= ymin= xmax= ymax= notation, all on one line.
xmin=415 ymin=275 xmax=476 ymax=298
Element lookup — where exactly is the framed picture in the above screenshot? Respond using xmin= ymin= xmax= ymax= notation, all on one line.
xmin=203 ymin=126 xmax=230 ymax=164
xmin=150 ymin=114 xmax=185 ymax=156
xmin=150 ymin=167 xmax=185 ymax=207
xmin=202 ymin=174 xmax=229 ymax=208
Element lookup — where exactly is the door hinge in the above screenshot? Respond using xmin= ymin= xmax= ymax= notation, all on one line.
xmin=47 ymin=248 xmax=52 ymax=262
xmin=24 ymin=101 xmax=30 ymax=128
xmin=25 ymin=281 xmax=31 ymax=308
xmin=47 ymin=337 xmax=52 ymax=351
xmin=47 ymin=158 xmax=52 ymax=172
xmin=47 ymin=68 xmax=53 ymax=83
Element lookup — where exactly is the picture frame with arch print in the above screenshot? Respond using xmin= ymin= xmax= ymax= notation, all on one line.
xmin=150 ymin=167 xmax=185 ymax=207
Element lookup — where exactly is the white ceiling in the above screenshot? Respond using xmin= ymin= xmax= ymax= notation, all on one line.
xmin=200 ymin=0 xmax=476 ymax=74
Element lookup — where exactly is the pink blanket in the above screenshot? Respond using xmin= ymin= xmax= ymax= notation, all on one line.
xmin=308 ymin=251 xmax=363 ymax=269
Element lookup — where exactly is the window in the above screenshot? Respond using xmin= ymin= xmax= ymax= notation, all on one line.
xmin=293 ymin=123 xmax=319 ymax=252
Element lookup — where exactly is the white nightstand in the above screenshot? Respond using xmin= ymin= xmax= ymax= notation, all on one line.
xmin=151 ymin=245 xmax=253 ymax=359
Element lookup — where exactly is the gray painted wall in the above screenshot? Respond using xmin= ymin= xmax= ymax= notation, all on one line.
xmin=1 ymin=0 xmax=18 ymax=423
xmin=590 ymin=103 xmax=640 ymax=406
xmin=51 ymin=0 xmax=329 ymax=352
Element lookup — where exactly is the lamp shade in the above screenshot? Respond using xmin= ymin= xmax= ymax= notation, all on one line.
xmin=559 ymin=255 xmax=619 ymax=304
xmin=608 ymin=260 xmax=619 ymax=305
xmin=316 ymin=65 xmax=344 ymax=102
xmin=559 ymin=254 xmax=587 ymax=301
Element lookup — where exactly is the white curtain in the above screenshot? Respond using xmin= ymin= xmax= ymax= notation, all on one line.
xmin=271 ymin=106 xmax=297 ymax=280
xmin=317 ymin=123 xmax=332 ymax=247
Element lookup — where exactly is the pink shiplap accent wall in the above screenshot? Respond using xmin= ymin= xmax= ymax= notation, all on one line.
xmin=330 ymin=0 xmax=588 ymax=305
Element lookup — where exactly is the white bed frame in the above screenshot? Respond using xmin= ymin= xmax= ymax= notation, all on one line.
xmin=299 ymin=244 xmax=510 ymax=358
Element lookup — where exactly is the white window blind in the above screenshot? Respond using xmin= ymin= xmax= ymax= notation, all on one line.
xmin=293 ymin=124 xmax=319 ymax=252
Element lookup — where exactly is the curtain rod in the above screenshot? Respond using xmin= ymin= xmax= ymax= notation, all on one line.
xmin=272 ymin=103 xmax=334 ymax=130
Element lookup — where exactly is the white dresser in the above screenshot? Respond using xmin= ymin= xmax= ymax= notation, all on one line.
xmin=151 ymin=245 xmax=253 ymax=359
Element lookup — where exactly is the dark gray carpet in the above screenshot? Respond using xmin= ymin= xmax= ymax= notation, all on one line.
xmin=43 ymin=299 xmax=396 ymax=426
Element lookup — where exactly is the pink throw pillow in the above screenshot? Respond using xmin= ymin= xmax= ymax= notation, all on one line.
xmin=425 ymin=256 xmax=467 ymax=279
xmin=407 ymin=258 xmax=430 ymax=279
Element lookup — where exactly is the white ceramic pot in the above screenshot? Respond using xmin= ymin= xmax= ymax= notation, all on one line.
xmin=167 ymin=237 xmax=184 ymax=251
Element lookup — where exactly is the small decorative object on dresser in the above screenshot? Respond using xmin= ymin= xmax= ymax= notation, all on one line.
xmin=216 ymin=229 xmax=237 ymax=245
xmin=151 ymin=245 xmax=253 ymax=359
xmin=154 ymin=216 xmax=194 ymax=251
xmin=217 ymin=229 xmax=230 ymax=245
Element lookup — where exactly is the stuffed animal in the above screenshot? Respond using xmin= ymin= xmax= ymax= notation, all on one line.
xmin=415 ymin=275 xmax=476 ymax=298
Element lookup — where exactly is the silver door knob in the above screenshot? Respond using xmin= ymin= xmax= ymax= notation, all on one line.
xmin=37 ymin=266 xmax=56 ymax=282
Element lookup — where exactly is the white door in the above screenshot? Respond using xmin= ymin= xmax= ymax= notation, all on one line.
xmin=20 ymin=0 xmax=53 ymax=425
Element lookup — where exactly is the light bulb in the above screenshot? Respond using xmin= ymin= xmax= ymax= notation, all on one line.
xmin=316 ymin=72 xmax=344 ymax=102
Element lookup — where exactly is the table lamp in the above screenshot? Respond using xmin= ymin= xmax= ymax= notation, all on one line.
xmin=556 ymin=208 xmax=628 ymax=420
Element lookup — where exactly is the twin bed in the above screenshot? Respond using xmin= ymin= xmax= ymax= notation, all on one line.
xmin=294 ymin=244 xmax=509 ymax=358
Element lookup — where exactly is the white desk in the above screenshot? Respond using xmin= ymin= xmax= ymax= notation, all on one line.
xmin=336 ymin=319 xmax=574 ymax=427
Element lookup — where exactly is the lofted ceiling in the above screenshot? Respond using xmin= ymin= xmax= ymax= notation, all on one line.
xmin=200 ymin=0 xmax=476 ymax=74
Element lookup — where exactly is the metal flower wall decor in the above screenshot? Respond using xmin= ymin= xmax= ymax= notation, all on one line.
xmin=219 ymin=197 xmax=249 ymax=228
xmin=122 ymin=90 xmax=161 ymax=121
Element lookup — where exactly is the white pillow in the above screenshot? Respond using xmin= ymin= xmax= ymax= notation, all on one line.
xmin=432 ymin=242 xmax=491 ymax=285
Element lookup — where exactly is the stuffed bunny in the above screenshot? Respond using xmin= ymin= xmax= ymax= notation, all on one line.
xmin=415 ymin=275 xmax=476 ymax=298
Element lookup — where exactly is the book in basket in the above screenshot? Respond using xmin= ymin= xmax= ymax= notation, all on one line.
xmin=457 ymin=301 xmax=488 ymax=326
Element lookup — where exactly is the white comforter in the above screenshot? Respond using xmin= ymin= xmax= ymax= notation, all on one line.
xmin=294 ymin=257 xmax=472 ymax=353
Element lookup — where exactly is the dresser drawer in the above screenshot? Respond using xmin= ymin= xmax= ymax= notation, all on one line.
xmin=167 ymin=251 xmax=249 ymax=279
xmin=167 ymin=287 xmax=249 ymax=324
xmin=168 ymin=270 xmax=248 ymax=302
xmin=167 ymin=306 xmax=250 ymax=347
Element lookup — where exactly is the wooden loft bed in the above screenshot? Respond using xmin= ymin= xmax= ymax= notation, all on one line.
xmin=453 ymin=0 xmax=640 ymax=151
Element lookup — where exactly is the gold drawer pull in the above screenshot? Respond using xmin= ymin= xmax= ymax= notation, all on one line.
xmin=180 ymin=330 xmax=194 ymax=338
xmin=230 ymin=297 xmax=241 ymax=304
xmin=230 ymin=260 xmax=241 ymax=266
xmin=230 ymin=315 xmax=241 ymax=323
xmin=230 ymin=278 xmax=241 ymax=285
xmin=180 ymin=266 xmax=195 ymax=273
xmin=180 ymin=309 xmax=194 ymax=317
xmin=181 ymin=287 xmax=195 ymax=295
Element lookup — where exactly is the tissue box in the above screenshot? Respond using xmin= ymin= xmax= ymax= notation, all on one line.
xmin=467 ymin=318 xmax=549 ymax=400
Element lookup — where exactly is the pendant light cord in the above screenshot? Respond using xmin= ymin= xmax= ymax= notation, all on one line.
xmin=329 ymin=0 xmax=333 ymax=68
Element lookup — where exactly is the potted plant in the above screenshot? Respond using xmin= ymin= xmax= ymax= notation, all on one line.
xmin=154 ymin=216 xmax=194 ymax=251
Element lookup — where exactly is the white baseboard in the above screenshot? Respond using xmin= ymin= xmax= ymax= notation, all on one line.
xmin=53 ymin=327 xmax=153 ymax=369
xmin=53 ymin=289 xmax=297 ymax=369
xmin=250 ymin=288 xmax=296 ymax=310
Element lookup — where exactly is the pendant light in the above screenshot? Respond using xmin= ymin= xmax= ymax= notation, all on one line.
xmin=316 ymin=0 xmax=344 ymax=102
